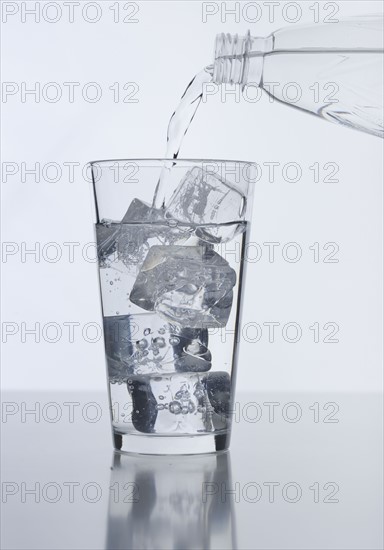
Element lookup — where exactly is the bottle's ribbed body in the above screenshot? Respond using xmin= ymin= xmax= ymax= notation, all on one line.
xmin=213 ymin=16 xmax=383 ymax=137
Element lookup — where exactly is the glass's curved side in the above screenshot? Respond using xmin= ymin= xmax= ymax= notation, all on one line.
xmin=92 ymin=159 xmax=255 ymax=454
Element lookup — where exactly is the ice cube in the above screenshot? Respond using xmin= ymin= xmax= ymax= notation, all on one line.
xmin=129 ymin=246 xmax=236 ymax=328
xmin=104 ymin=315 xmax=133 ymax=375
xmin=97 ymin=199 xmax=198 ymax=317
xmin=205 ymin=371 xmax=231 ymax=429
xmin=127 ymin=371 xmax=231 ymax=434
xmin=122 ymin=198 xmax=164 ymax=224
xmin=165 ymin=167 xmax=246 ymax=243
xmin=128 ymin=373 xmax=212 ymax=434
xmin=104 ymin=314 xmax=211 ymax=379
xmin=117 ymin=199 xmax=196 ymax=271
xmin=118 ymin=199 xmax=163 ymax=274
xmin=127 ymin=375 xmax=158 ymax=433
xmin=105 ymin=314 xmax=176 ymax=378
xmin=96 ymin=223 xmax=120 ymax=267
xmin=121 ymin=197 xmax=195 ymax=243
xmin=117 ymin=226 xmax=151 ymax=273
xmin=172 ymin=327 xmax=211 ymax=372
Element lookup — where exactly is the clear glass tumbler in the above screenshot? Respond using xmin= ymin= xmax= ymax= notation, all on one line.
xmin=91 ymin=159 xmax=255 ymax=454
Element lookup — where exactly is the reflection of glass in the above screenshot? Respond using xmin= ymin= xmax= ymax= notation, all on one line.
xmin=92 ymin=159 xmax=255 ymax=453
xmin=105 ymin=451 xmax=237 ymax=550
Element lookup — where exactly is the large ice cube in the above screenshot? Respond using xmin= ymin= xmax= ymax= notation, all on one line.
xmin=127 ymin=375 xmax=158 ymax=433
xmin=97 ymin=219 xmax=148 ymax=317
xmin=165 ymin=167 xmax=246 ymax=243
xmin=129 ymin=246 xmax=236 ymax=328
xmin=128 ymin=371 xmax=231 ymax=434
xmin=117 ymin=226 xmax=150 ymax=273
xmin=122 ymin=198 xmax=164 ymax=224
xmin=104 ymin=313 xmax=211 ymax=381
xmin=123 ymin=198 xmax=194 ymax=241
xmin=118 ymin=199 xmax=192 ymax=271
xmin=97 ymin=199 xmax=194 ymax=270
xmin=105 ymin=314 xmax=175 ymax=379
xmin=172 ymin=327 xmax=211 ymax=372
xmin=96 ymin=223 xmax=120 ymax=267
xmin=96 ymin=199 xmax=198 ymax=317
xmin=205 ymin=371 xmax=231 ymax=421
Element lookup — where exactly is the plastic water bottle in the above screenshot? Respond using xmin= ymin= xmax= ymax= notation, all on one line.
xmin=213 ymin=15 xmax=383 ymax=137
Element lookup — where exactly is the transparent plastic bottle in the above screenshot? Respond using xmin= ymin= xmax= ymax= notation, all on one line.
xmin=213 ymin=15 xmax=384 ymax=137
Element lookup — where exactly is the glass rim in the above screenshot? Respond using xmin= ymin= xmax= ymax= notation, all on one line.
xmin=89 ymin=157 xmax=256 ymax=167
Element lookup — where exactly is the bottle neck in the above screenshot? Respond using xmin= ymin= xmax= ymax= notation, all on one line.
xmin=213 ymin=32 xmax=273 ymax=88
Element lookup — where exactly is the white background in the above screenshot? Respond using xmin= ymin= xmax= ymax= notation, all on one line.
xmin=1 ymin=0 xmax=383 ymax=393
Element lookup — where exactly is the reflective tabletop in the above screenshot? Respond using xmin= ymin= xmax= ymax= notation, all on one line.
xmin=1 ymin=391 xmax=382 ymax=549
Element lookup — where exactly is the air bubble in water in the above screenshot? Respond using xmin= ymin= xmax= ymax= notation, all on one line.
xmin=153 ymin=337 xmax=166 ymax=348
xmin=136 ymin=339 xmax=148 ymax=350
xmin=169 ymin=401 xmax=181 ymax=415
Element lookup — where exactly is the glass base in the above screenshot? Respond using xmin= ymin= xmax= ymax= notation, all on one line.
xmin=113 ymin=431 xmax=230 ymax=455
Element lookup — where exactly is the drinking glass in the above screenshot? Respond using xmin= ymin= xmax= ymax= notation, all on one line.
xmin=91 ymin=159 xmax=255 ymax=454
